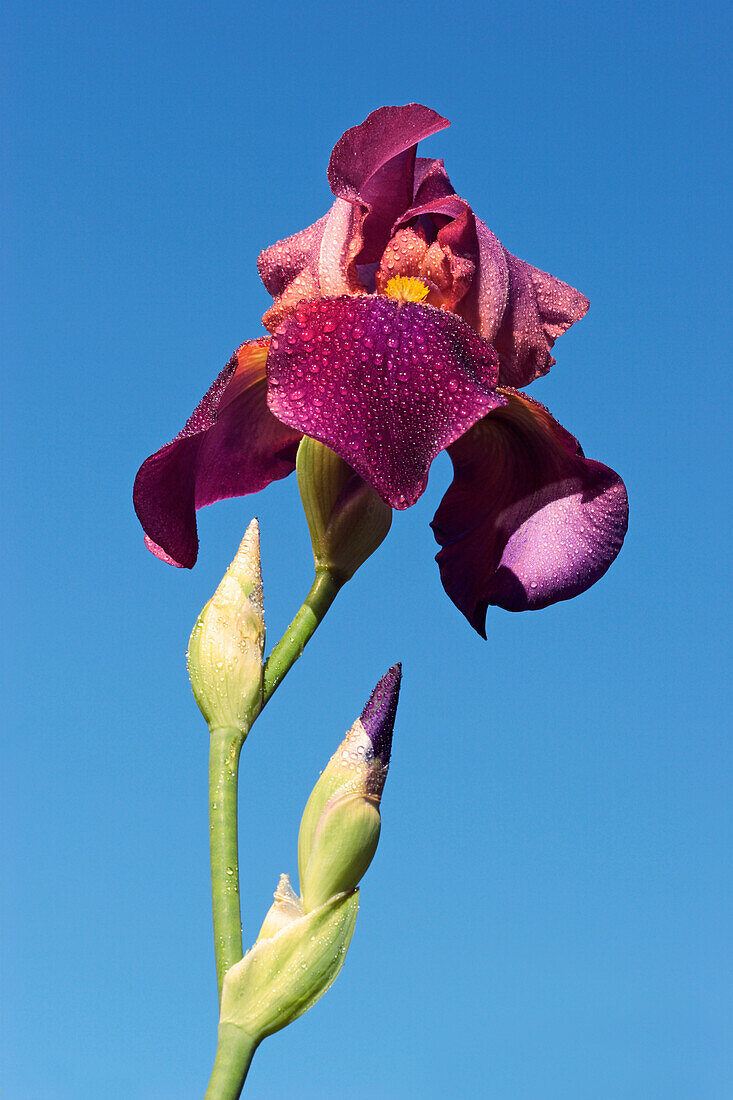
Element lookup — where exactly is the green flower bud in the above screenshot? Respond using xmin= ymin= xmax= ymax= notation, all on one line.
xmin=217 ymin=668 xmax=401 ymax=1050
xmin=298 ymin=665 xmax=400 ymax=912
xmin=219 ymin=883 xmax=359 ymax=1042
xmin=187 ymin=519 xmax=265 ymax=731
xmin=301 ymin=792 xmax=381 ymax=912
xmin=296 ymin=437 xmax=392 ymax=583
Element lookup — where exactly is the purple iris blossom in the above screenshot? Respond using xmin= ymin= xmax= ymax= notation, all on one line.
xmin=134 ymin=104 xmax=627 ymax=635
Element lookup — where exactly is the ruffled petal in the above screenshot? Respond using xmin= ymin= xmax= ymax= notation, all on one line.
xmin=133 ymin=339 xmax=301 ymax=568
xmin=491 ymin=244 xmax=590 ymax=388
xmin=258 ymin=201 xmax=365 ymax=332
xmin=431 ymin=390 xmax=628 ymax=632
xmin=327 ymin=104 xmax=450 ymax=264
xmin=258 ymin=214 xmax=328 ymax=300
xmin=393 ymin=196 xmax=510 ymax=342
xmin=412 ymin=157 xmax=457 ymax=204
xmin=393 ymin=200 xmax=587 ymax=388
xmin=266 ymin=296 xmax=505 ymax=509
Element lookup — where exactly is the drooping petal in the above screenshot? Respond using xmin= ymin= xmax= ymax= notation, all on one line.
xmin=491 ymin=244 xmax=591 ymax=388
xmin=431 ymin=390 xmax=628 ymax=632
xmin=267 ymin=296 xmax=505 ymax=509
xmin=133 ymin=339 xmax=301 ymax=568
xmin=327 ymin=104 xmax=450 ymax=264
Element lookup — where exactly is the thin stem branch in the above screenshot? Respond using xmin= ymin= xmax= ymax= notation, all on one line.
xmin=262 ymin=568 xmax=343 ymax=705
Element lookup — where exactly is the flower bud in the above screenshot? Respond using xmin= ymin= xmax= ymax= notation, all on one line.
xmin=219 ymin=884 xmax=359 ymax=1042
xmin=187 ymin=519 xmax=265 ymax=730
xmin=298 ymin=665 xmax=401 ymax=912
xmin=296 ymin=436 xmax=392 ymax=583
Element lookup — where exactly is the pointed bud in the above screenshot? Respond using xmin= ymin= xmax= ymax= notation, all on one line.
xmin=298 ymin=665 xmax=401 ymax=912
xmin=219 ymin=885 xmax=359 ymax=1042
xmin=296 ymin=437 xmax=392 ymax=583
xmin=187 ymin=519 xmax=265 ymax=731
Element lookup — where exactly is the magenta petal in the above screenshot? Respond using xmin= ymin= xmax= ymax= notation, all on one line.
xmin=492 ymin=245 xmax=590 ymax=387
xmin=394 ymin=198 xmax=511 ymax=343
xmin=257 ymin=200 xmax=366 ymax=332
xmin=267 ymin=296 xmax=505 ymax=509
xmin=432 ymin=391 xmax=628 ymax=632
xmin=328 ymin=104 xmax=450 ymax=264
xmin=258 ymin=214 xmax=328 ymax=300
xmin=412 ymin=157 xmax=456 ymax=204
xmin=133 ymin=340 xmax=301 ymax=568
xmin=359 ymin=663 xmax=402 ymax=767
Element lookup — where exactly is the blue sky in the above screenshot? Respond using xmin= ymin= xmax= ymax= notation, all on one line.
xmin=3 ymin=1 xmax=731 ymax=1096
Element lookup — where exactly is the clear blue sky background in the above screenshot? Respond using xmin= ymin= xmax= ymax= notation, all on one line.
xmin=3 ymin=1 xmax=731 ymax=1096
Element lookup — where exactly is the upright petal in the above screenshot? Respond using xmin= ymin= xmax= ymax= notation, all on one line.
xmin=133 ymin=340 xmax=301 ymax=568
xmin=267 ymin=296 xmax=505 ymax=509
xmin=258 ymin=202 xmax=365 ymax=333
xmin=491 ymin=245 xmax=590 ymax=387
xmin=327 ymin=104 xmax=450 ymax=264
xmin=432 ymin=391 xmax=628 ymax=632
xmin=412 ymin=157 xmax=457 ymax=204
xmin=393 ymin=200 xmax=587 ymax=387
xmin=393 ymin=196 xmax=510 ymax=342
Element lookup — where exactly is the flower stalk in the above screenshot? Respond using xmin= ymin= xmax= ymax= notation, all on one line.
xmin=262 ymin=567 xmax=343 ymax=705
xmin=204 ymin=1024 xmax=258 ymax=1099
xmin=208 ymin=725 xmax=249 ymax=994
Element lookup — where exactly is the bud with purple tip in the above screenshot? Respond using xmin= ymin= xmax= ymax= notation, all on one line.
xmin=218 ymin=666 xmax=402 ymax=1044
xmin=298 ymin=664 xmax=401 ymax=911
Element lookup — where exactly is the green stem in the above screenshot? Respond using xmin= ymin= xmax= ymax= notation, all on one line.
xmin=262 ymin=568 xmax=343 ymax=705
xmin=205 ymin=1023 xmax=258 ymax=1100
xmin=209 ymin=726 xmax=248 ymax=997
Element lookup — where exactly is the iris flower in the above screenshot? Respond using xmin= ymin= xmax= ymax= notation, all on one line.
xmin=134 ymin=104 xmax=627 ymax=635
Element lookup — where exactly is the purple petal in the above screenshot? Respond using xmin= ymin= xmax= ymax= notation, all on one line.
xmin=258 ymin=214 xmax=328 ymax=300
xmin=412 ymin=157 xmax=457 ymax=204
xmin=393 ymin=197 xmax=510 ymax=344
xmin=461 ymin=217 xmax=510 ymax=342
xmin=360 ymin=664 xmax=402 ymax=767
xmin=432 ymin=391 xmax=628 ymax=632
xmin=267 ymin=295 xmax=505 ymax=509
xmin=133 ymin=340 xmax=301 ymax=568
xmin=491 ymin=243 xmax=590 ymax=388
xmin=328 ymin=104 xmax=450 ymax=264
xmin=394 ymin=200 xmax=587 ymax=388
xmin=258 ymin=202 xmax=365 ymax=332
